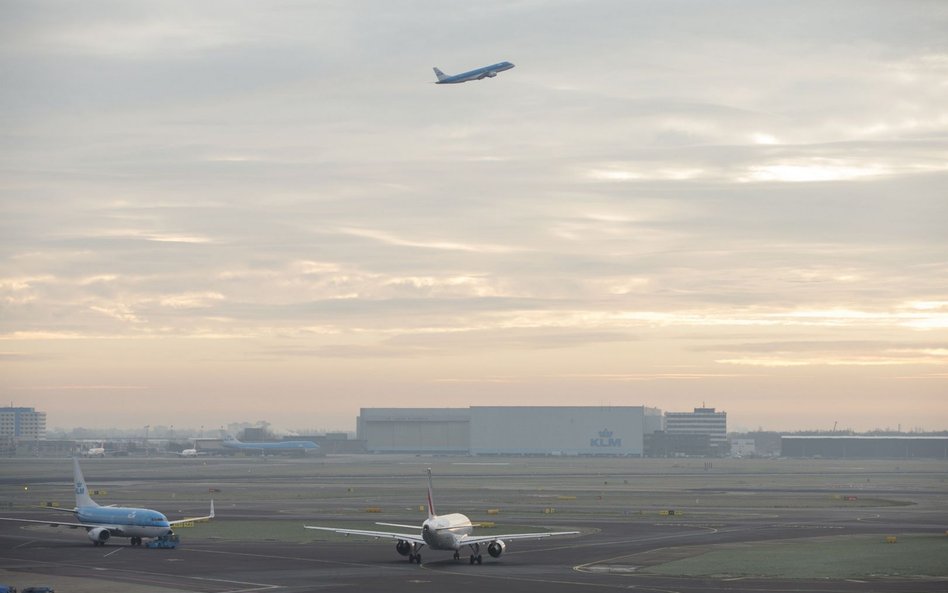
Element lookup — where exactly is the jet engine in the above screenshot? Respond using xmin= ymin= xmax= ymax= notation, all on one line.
xmin=486 ymin=71 xmax=497 ymax=77
xmin=487 ymin=540 xmax=506 ymax=558
xmin=87 ymin=527 xmax=110 ymax=544
xmin=395 ymin=540 xmax=412 ymax=556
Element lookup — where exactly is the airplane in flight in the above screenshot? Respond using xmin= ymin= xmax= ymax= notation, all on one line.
xmin=221 ymin=433 xmax=319 ymax=454
xmin=433 ymin=61 xmax=515 ymax=84
xmin=0 ymin=458 xmax=213 ymax=546
xmin=305 ymin=468 xmax=578 ymax=564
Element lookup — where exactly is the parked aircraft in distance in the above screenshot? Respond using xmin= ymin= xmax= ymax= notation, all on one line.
xmin=176 ymin=448 xmax=201 ymax=457
xmin=221 ymin=433 xmax=319 ymax=454
xmin=305 ymin=468 xmax=578 ymax=564
xmin=0 ymin=458 xmax=213 ymax=546
xmin=84 ymin=447 xmax=105 ymax=457
xmin=433 ymin=61 xmax=514 ymax=84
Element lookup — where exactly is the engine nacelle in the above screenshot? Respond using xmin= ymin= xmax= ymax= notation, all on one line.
xmin=87 ymin=526 xmax=110 ymax=544
xmin=486 ymin=71 xmax=497 ymax=77
xmin=487 ymin=540 xmax=506 ymax=558
xmin=395 ymin=540 xmax=412 ymax=556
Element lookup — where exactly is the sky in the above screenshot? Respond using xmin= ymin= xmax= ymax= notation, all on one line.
xmin=1 ymin=1 xmax=947 ymax=433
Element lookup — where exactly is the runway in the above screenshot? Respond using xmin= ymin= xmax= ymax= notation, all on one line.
xmin=1 ymin=456 xmax=946 ymax=592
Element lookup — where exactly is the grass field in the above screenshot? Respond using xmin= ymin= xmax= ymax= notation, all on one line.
xmin=641 ymin=534 xmax=948 ymax=579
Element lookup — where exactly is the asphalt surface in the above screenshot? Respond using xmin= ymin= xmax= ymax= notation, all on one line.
xmin=1 ymin=457 xmax=946 ymax=592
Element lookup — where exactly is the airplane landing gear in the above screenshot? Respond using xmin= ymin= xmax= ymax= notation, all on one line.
xmin=408 ymin=553 xmax=422 ymax=564
xmin=468 ymin=542 xmax=482 ymax=564
xmin=453 ymin=551 xmax=460 ymax=560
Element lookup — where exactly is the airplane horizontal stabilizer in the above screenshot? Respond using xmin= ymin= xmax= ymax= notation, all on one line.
xmin=375 ymin=522 xmax=419 ymax=530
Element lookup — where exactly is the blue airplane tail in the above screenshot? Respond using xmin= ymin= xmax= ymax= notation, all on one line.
xmin=433 ymin=67 xmax=448 ymax=82
xmin=73 ymin=458 xmax=99 ymax=509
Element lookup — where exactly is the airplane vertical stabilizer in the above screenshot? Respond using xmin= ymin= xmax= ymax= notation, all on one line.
xmin=433 ymin=67 xmax=448 ymax=82
xmin=426 ymin=467 xmax=437 ymax=519
xmin=73 ymin=458 xmax=99 ymax=509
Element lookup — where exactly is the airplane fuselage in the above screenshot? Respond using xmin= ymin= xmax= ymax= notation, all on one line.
xmin=77 ymin=505 xmax=172 ymax=539
xmin=221 ymin=436 xmax=318 ymax=451
xmin=421 ymin=512 xmax=473 ymax=550
xmin=435 ymin=61 xmax=515 ymax=84
xmin=224 ymin=441 xmax=316 ymax=450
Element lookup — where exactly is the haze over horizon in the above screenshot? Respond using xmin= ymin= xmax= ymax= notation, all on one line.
xmin=2 ymin=1 xmax=947 ymax=433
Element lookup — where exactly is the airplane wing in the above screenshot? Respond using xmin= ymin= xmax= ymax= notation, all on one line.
xmin=458 ymin=530 xmax=580 ymax=546
xmin=168 ymin=500 xmax=214 ymax=526
xmin=0 ymin=516 xmax=124 ymax=533
xmin=36 ymin=506 xmax=77 ymax=514
xmin=304 ymin=525 xmax=426 ymax=545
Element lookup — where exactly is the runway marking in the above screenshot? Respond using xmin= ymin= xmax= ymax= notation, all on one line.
xmin=191 ymin=576 xmax=280 ymax=592
xmin=104 ymin=546 xmax=123 ymax=558
xmin=419 ymin=561 xmax=677 ymax=592
xmin=581 ymin=565 xmax=640 ymax=573
xmin=13 ymin=539 xmax=36 ymax=549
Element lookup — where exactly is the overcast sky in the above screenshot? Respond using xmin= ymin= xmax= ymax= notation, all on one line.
xmin=2 ymin=1 xmax=946 ymax=433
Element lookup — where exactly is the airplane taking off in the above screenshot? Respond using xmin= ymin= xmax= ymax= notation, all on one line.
xmin=0 ymin=458 xmax=213 ymax=546
xmin=305 ymin=468 xmax=578 ymax=564
xmin=221 ymin=433 xmax=319 ymax=453
xmin=433 ymin=61 xmax=515 ymax=84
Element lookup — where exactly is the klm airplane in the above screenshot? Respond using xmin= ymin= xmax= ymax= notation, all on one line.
xmin=221 ymin=433 xmax=319 ymax=453
xmin=0 ymin=458 xmax=213 ymax=546
xmin=433 ymin=61 xmax=515 ymax=84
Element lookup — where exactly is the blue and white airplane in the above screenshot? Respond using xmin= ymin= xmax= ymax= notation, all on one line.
xmin=221 ymin=433 xmax=319 ymax=453
xmin=0 ymin=458 xmax=214 ymax=546
xmin=433 ymin=61 xmax=515 ymax=84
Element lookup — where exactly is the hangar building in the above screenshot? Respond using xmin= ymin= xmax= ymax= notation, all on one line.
xmin=357 ymin=406 xmax=663 ymax=456
xmin=358 ymin=408 xmax=471 ymax=453
xmin=781 ymin=435 xmax=948 ymax=459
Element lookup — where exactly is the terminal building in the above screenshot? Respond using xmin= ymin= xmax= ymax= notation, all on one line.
xmin=660 ymin=406 xmax=728 ymax=456
xmin=357 ymin=406 xmax=664 ymax=456
xmin=0 ymin=406 xmax=47 ymax=440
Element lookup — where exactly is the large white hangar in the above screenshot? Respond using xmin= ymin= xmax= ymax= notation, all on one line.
xmin=357 ymin=408 xmax=471 ymax=453
xmin=357 ymin=406 xmax=663 ymax=456
xmin=470 ymin=406 xmax=662 ymax=456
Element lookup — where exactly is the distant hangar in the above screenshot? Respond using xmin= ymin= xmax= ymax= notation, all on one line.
xmin=781 ymin=435 xmax=948 ymax=459
xmin=357 ymin=406 xmax=664 ymax=456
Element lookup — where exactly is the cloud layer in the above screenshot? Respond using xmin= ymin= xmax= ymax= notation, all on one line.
xmin=2 ymin=1 xmax=947 ymax=430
